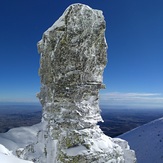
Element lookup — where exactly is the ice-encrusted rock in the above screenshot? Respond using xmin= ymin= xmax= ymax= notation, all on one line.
xmin=17 ymin=3 xmax=136 ymax=163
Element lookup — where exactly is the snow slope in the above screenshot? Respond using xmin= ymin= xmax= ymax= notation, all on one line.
xmin=0 ymin=144 xmax=33 ymax=163
xmin=0 ymin=123 xmax=41 ymax=163
xmin=0 ymin=123 xmax=41 ymax=151
xmin=119 ymin=117 xmax=163 ymax=163
xmin=0 ymin=122 xmax=136 ymax=163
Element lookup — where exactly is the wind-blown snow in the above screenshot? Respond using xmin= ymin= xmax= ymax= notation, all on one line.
xmin=119 ymin=117 xmax=163 ymax=163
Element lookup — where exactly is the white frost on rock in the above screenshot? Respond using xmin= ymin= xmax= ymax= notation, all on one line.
xmin=65 ymin=145 xmax=87 ymax=156
xmin=113 ymin=138 xmax=136 ymax=163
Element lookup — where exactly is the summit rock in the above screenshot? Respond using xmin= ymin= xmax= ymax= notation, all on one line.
xmin=17 ymin=4 xmax=136 ymax=163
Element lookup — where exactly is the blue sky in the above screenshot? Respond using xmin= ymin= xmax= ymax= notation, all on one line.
xmin=0 ymin=0 xmax=163 ymax=108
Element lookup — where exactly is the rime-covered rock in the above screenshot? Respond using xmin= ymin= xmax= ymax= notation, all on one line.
xmin=18 ymin=3 xmax=136 ymax=163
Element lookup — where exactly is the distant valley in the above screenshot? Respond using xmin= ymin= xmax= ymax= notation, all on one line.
xmin=99 ymin=107 xmax=163 ymax=137
xmin=0 ymin=104 xmax=163 ymax=137
xmin=0 ymin=105 xmax=42 ymax=133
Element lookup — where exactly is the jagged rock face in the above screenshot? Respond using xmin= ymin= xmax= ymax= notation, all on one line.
xmin=37 ymin=3 xmax=107 ymax=127
xmin=20 ymin=3 xmax=136 ymax=163
xmin=36 ymin=3 xmax=136 ymax=163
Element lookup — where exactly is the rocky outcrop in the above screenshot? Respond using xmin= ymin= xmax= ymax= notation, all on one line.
xmin=17 ymin=3 xmax=136 ymax=163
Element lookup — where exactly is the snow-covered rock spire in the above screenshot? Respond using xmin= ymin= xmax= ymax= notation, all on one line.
xmin=38 ymin=3 xmax=107 ymax=130
xmin=17 ymin=3 xmax=136 ymax=163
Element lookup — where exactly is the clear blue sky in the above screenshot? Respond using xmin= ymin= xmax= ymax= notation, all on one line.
xmin=0 ymin=0 xmax=163 ymax=108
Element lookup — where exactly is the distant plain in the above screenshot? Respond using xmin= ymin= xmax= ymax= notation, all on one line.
xmin=0 ymin=104 xmax=163 ymax=137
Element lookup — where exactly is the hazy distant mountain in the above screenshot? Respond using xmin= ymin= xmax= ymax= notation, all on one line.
xmin=119 ymin=117 xmax=163 ymax=163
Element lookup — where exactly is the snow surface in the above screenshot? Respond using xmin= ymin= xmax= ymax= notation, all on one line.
xmin=65 ymin=145 xmax=87 ymax=156
xmin=0 ymin=144 xmax=33 ymax=163
xmin=119 ymin=117 xmax=163 ymax=163
xmin=0 ymin=122 xmax=136 ymax=163
xmin=0 ymin=123 xmax=41 ymax=163
xmin=0 ymin=123 xmax=41 ymax=151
